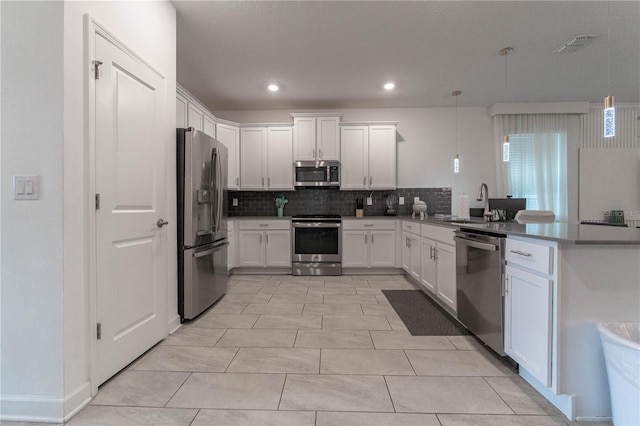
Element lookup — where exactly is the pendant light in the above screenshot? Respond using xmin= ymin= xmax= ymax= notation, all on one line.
xmin=604 ymin=1 xmax=615 ymax=138
xmin=453 ymin=90 xmax=461 ymax=173
xmin=500 ymin=47 xmax=513 ymax=162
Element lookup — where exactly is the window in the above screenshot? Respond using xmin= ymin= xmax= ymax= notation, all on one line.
xmin=508 ymin=132 xmax=567 ymax=218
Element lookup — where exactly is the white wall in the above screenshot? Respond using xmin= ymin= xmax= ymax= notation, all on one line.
xmin=215 ymin=107 xmax=497 ymax=214
xmin=1 ymin=1 xmax=65 ymax=420
xmin=1 ymin=1 xmax=176 ymax=422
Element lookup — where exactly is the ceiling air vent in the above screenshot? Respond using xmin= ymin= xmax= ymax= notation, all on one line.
xmin=552 ymin=35 xmax=601 ymax=53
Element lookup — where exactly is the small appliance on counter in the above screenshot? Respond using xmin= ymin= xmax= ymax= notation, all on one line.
xmin=412 ymin=200 xmax=427 ymax=219
xmin=385 ymin=194 xmax=397 ymax=216
xmin=355 ymin=198 xmax=364 ymax=217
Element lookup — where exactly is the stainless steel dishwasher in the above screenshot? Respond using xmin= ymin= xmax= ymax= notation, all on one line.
xmin=454 ymin=230 xmax=506 ymax=355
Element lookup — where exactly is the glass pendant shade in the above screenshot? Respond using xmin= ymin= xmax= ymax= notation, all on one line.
xmin=454 ymin=154 xmax=460 ymax=173
xmin=502 ymin=135 xmax=510 ymax=162
xmin=604 ymin=95 xmax=615 ymax=138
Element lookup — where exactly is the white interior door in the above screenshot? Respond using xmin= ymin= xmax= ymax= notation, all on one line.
xmin=95 ymin=33 xmax=168 ymax=385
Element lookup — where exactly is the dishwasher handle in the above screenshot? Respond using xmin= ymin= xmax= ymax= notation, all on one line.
xmin=454 ymin=236 xmax=499 ymax=251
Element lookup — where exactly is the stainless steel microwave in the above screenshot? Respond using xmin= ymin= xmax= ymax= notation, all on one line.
xmin=294 ymin=161 xmax=340 ymax=187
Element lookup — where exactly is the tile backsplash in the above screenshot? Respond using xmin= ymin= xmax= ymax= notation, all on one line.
xmin=228 ymin=187 xmax=451 ymax=217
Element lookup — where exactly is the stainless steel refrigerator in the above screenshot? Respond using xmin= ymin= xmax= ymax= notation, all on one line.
xmin=177 ymin=128 xmax=229 ymax=321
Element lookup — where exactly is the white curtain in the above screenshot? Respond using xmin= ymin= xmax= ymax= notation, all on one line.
xmin=493 ymin=114 xmax=568 ymax=222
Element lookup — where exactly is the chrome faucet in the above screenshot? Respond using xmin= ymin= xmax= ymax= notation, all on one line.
xmin=476 ymin=183 xmax=492 ymax=222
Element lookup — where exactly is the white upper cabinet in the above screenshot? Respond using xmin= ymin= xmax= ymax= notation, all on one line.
xmin=176 ymin=92 xmax=188 ymax=128
xmin=203 ymin=114 xmax=216 ymax=138
xmin=240 ymin=126 xmax=293 ymax=191
xmin=240 ymin=127 xmax=267 ymax=190
xmin=340 ymin=126 xmax=369 ymax=189
xmin=267 ymin=127 xmax=294 ymax=190
xmin=216 ymin=122 xmax=240 ymax=190
xmin=292 ymin=114 xmax=341 ymax=161
xmin=340 ymin=123 xmax=397 ymax=190
xmin=368 ymin=125 xmax=397 ymax=189
xmin=188 ymin=103 xmax=204 ymax=132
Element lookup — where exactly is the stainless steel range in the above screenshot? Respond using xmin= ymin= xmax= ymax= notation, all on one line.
xmin=291 ymin=215 xmax=342 ymax=276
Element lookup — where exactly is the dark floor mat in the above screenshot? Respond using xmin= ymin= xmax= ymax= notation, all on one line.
xmin=382 ymin=289 xmax=470 ymax=336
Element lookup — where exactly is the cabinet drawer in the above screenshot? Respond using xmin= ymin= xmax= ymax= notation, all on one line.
xmin=238 ymin=219 xmax=291 ymax=231
xmin=343 ymin=219 xmax=395 ymax=230
xmin=421 ymin=224 xmax=455 ymax=245
xmin=402 ymin=221 xmax=420 ymax=235
xmin=506 ymin=238 xmax=553 ymax=275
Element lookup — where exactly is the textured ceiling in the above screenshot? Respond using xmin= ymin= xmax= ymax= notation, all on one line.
xmin=173 ymin=1 xmax=640 ymax=110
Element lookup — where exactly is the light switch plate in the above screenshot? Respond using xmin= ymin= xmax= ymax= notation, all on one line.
xmin=232 ymin=198 xmax=238 ymax=206
xmin=399 ymin=197 xmax=404 ymax=205
xmin=366 ymin=197 xmax=372 ymax=206
xmin=13 ymin=175 xmax=39 ymax=200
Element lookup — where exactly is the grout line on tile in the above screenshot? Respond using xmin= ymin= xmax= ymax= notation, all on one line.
xmin=163 ymin=371 xmax=193 ymax=408
xmin=482 ymin=376 xmax=517 ymax=415
xmin=382 ymin=375 xmax=398 ymax=414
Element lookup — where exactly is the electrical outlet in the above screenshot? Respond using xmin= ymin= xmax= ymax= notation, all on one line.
xmin=414 ymin=197 xmax=420 ymax=203
xmin=366 ymin=197 xmax=372 ymax=206
xmin=399 ymin=197 xmax=404 ymax=205
xmin=232 ymin=198 xmax=238 ymax=206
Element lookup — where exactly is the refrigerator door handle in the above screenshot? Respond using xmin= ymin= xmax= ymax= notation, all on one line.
xmin=210 ymin=147 xmax=218 ymax=233
xmin=192 ymin=241 xmax=229 ymax=258
xmin=214 ymin=146 xmax=223 ymax=233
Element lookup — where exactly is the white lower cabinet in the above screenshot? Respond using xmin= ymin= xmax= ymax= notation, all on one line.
xmin=435 ymin=242 xmax=456 ymax=311
xmin=342 ymin=220 xmax=396 ymax=268
xmin=237 ymin=220 xmax=291 ymax=268
xmin=227 ymin=220 xmax=235 ymax=269
xmin=400 ymin=222 xmax=457 ymax=313
xmin=504 ymin=237 xmax=555 ymax=387
xmin=401 ymin=222 xmax=422 ymax=281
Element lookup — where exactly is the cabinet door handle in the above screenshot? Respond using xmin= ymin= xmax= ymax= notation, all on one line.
xmin=364 ymin=224 xmax=374 ymax=227
xmin=259 ymin=224 xmax=268 ymax=227
xmin=369 ymin=176 xmax=372 ymax=186
xmin=504 ymin=275 xmax=509 ymax=295
xmin=262 ymin=177 xmax=264 ymax=187
xmin=236 ymin=177 xmax=239 ymax=186
xmin=319 ymin=149 xmax=323 ymax=159
xmin=268 ymin=177 xmax=271 ymax=187
xmin=365 ymin=234 xmax=368 ymax=244
xmin=313 ymin=148 xmax=316 ymax=158
xmin=371 ymin=234 xmax=374 ymax=244
xmin=265 ymin=233 xmax=269 ymax=244
xmin=433 ymin=247 xmax=438 ymax=261
xmin=259 ymin=234 xmax=262 ymax=244
xmin=363 ymin=176 xmax=366 ymax=186
xmin=510 ymin=250 xmax=532 ymax=257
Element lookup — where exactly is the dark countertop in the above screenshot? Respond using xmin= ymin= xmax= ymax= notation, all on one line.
xmin=400 ymin=215 xmax=640 ymax=245
xmin=229 ymin=215 xmax=640 ymax=244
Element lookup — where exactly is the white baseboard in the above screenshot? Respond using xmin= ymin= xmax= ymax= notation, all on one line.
xmin=0 ymin=381 xmax=92 ymax=423
xmin=168 ymin=314 xmax=182 ymax=334
xmin=0 ymin=394 xmax=63 ymax=423
xmin=63 ymin=381 xmax=91 ymax=422
xmin=520 ymin=368 xmax=575 ymax=420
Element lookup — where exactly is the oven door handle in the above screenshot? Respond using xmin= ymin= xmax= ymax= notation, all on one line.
xmin=292 ymin=222 xmax=342 ymax=228
xmin=454 ymin=236 xmax=498 ymax=251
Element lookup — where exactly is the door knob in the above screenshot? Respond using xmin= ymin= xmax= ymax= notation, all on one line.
xmin=156 ymin=219 xmax=169 ymax=228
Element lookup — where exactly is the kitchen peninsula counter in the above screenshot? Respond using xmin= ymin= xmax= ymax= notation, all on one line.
xmin=398 ymin=215 xmax=640 ymax=245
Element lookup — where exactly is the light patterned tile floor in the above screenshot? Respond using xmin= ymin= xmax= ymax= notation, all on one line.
xmin=32 ymin=274 xmax=600 ymax=426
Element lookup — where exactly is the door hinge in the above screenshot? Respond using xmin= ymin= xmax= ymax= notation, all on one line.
xmin=97 ymin=323 xmax=102 ymax=340
xmin=93 ymin=60 xmax=103 ymax=80
xmin=95 ymin=193 xmax=101 ymax=210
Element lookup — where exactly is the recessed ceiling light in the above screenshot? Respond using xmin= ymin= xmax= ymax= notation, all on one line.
xmin=384 ymin=82 xmax=395 ymax=90
xmin=268 ymin=84 xmax=279 ymax=92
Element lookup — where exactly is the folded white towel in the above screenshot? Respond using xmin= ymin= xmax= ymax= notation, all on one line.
xmin=514 ymin=210 xmax=556 ymax=223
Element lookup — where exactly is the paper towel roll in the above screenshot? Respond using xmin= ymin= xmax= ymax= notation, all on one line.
xmin=458 ymin=195 xmax=470 ymax=220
